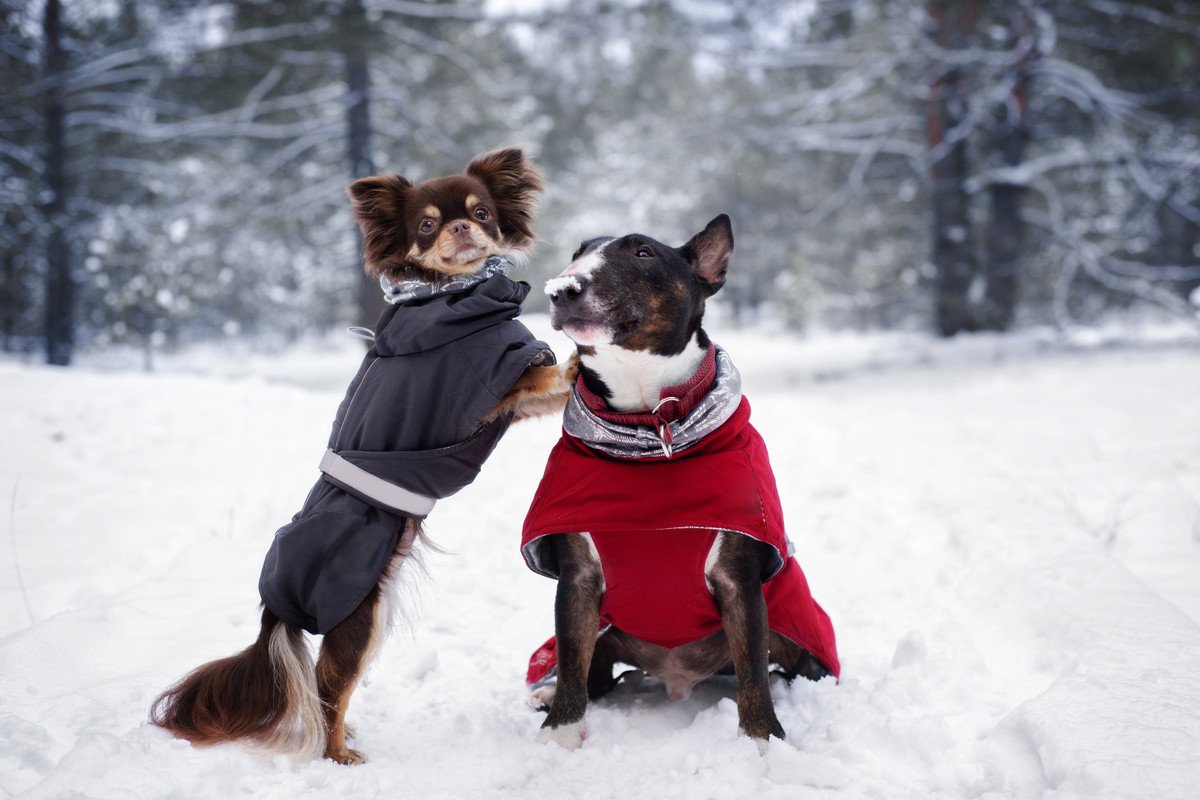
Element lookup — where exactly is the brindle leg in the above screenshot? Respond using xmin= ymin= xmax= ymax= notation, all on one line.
xmin=588 ymin=630 xmax=620 ymax=700
xmin=708 ymin=533 xmax=786 ymax=749
xmin=538 ymin=533 xmax=604 ymax=750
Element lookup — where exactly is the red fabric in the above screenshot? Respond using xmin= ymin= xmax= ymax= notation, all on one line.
xmin=521 ymin=392 xmax=840 ymax=684
xmin=526 ymin=635 xmax=558 ymax=685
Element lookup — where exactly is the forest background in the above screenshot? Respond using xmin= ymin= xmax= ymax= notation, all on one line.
xmin=1 ymin=0 xmax=1198 ymax=367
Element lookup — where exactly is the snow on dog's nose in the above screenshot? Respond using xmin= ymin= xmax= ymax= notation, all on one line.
xmin=545 ymin=240 xmax=608 ymax=304
xmin=546 ymin=239 xmax=616 ymax=346
xmin=544 ymin=273 xmax=586 ymax=305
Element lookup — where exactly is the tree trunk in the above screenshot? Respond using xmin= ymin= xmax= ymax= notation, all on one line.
xmin=341 ymin=0 xmax=385 ymax=330
xmin=1 ymin=248 xmax=15 ymax=351
xmin=43 ymin=0 xmax=72 ymax=365
xmin=1156 ymin=191 xmax=1200 ymax=302
xmin=927 ymin=0 xmax=979 ymax=337
xmin=980 ymin=18 xmax=1033 ymax=332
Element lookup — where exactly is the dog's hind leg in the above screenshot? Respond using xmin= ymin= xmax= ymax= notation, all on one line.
xmin=587 ymin=630 xmax=621 ymax=700
xmin=538 ymin=533 xmax=604 ymax=750
xmin=316 ymin=581 xmax=384 ymax=765
xmin=316 ymin=521 xmax=420 ymax=765
xmin=708 ymin=533 xmax=786 ymax=751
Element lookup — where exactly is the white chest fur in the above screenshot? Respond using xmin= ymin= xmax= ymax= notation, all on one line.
xmin=581 ymin=335 xmax=706 ymax=412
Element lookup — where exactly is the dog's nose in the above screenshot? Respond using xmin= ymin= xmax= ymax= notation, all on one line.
xmin=545 ymin=274 xmax=587 ymax=305
xmin=448 ymin=220 xmax=471 ymax=236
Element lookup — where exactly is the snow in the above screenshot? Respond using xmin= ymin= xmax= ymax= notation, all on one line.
xmin=544 ymin=274 xmax=582 ymax=298
xmin=2 ymin=324 xmax=1200 ymax=799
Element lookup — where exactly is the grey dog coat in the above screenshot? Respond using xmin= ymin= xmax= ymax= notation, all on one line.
xmin=258 ymin=272 xmax=552 ymax=634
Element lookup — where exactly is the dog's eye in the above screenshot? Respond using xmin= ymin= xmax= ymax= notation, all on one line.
xmin=419 ymin=218 xmax=437 ymax=234
xmin=635 ymin=246 xmax=654 ymax=259
xmin=474 ymin=207 xmax=490 ymax=222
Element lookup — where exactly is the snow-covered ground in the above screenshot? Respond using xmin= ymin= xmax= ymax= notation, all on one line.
xmin=2 ymin=321 xmax=1199 ymax=799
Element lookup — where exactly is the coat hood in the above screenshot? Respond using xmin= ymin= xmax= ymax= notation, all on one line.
xmin=371 ymin=273 xmax=534 ymax=356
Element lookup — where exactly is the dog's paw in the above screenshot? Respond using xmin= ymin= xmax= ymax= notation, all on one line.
xmin=740 ymin=719 xmax=786 ymax=756
xmin=536 ymin=720 xmax=585 ymax=750
xmin=325 ymin=746 xmax=367 ymax=765
xmin=562 ymin=352 xmax=581 ymax=384
xmin=527 ymin=685 xmax=556 ymax=712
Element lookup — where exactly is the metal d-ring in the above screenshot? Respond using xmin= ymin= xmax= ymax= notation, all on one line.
xmin=652 ymin=396 xmax=680 ymax=415
xmin=652 ymin=396 xmax=680 ymax=458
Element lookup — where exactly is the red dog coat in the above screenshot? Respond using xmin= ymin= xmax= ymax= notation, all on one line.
xmin=521 ymin=346 xmax=840 ymax=683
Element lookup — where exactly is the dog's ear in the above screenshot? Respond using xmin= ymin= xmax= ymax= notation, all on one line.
xmin=347 ymin=173 xmax=413 ymax=277
xmin=679 ymin=214 xmax=733 ymax=294
xmin=466 ymin=147 xmax=543 ymax=251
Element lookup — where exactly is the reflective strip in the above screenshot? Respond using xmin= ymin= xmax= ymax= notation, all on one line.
xmin=318 ymin=449 xmax=437 ymax=517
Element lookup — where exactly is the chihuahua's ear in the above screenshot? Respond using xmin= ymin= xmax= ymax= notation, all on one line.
xmin=466 ymin=147 xmax=543 ymax=251
xmin=347 ymin=173 xmax=413 ymax=277
xmin=679 ymin=214 xmax=733 ymax=294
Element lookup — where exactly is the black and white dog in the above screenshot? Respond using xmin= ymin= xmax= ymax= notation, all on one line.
xmin=520 ymin=216 xmax=839 ymax=752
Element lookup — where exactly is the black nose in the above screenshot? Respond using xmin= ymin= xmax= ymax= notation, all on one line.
xmin=547 ymin=276 xmax=587 ymax=306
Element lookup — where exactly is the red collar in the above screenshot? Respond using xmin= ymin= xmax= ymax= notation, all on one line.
xmin=576 ymin=343 xmax=718 ymax=428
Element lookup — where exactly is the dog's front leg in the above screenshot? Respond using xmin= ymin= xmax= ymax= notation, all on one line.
xmin=708 ymin=532 xmax=786 ymax=752
xmin=537 ymin=533 xmax=604 ymax=750
xmin=484 ymin=353 xmax=580 ymax=424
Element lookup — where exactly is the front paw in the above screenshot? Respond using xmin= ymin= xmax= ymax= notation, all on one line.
xmin=562 ymin=352 xmax=581 ymax=384
xmin=536 ymin=719 xmax=585 ymax=750
xmin=739 ymin=714 xmax=786 ymax=754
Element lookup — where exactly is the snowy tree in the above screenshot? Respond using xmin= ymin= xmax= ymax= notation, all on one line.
xmin=688 ymin=0 xmax=1199 ymax=332
xmin=1 ymin=0 xmax=1196 ymax=360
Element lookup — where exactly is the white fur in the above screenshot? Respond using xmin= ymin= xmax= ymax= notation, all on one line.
xmin=536 ymin=720 xmax=586 ymax=750
xmin=561 ymin=240 xmax=610 ymax=281
xmin=580 ymin=334 xmax=707 ymax=412
xmin=504 ymin=249 xmax=531 ymax=271
xmin=528 ymin=684 xmax=556 ymax=710
xmin=552 ymin=241 xmax=618 ymax=346
xmin=580 ymin=532 xmax=605 ymax=594
xmin=703 ymin=533 xmax=724 ymax=594
xmin=561 ymin=323 xmax=614 ymax=348
xmin=376 ymin=519 xmax=425 ymax=637
xmin=261 ymin=624 xmax=326 ymax=760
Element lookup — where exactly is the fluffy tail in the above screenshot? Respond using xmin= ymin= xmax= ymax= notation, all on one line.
xmin=150 ymin=608 xmax=326 ymax=759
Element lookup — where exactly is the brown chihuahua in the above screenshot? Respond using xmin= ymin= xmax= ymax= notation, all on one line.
xmin=152 ymin=148 xmax=576 ymax=764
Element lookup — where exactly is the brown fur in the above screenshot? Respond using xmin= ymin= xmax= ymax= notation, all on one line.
xmin=465 ymin=148 xmax=542 ymax=250
xmin=316 ymin=575 xmax=385 ymax=763
xmin=484 ymin=353 xmax=580 ymax=424
xmin=149 ymin=607 xmax=298 ymax=748
xmin=348 ymin=147 xmax=542 ymax=281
